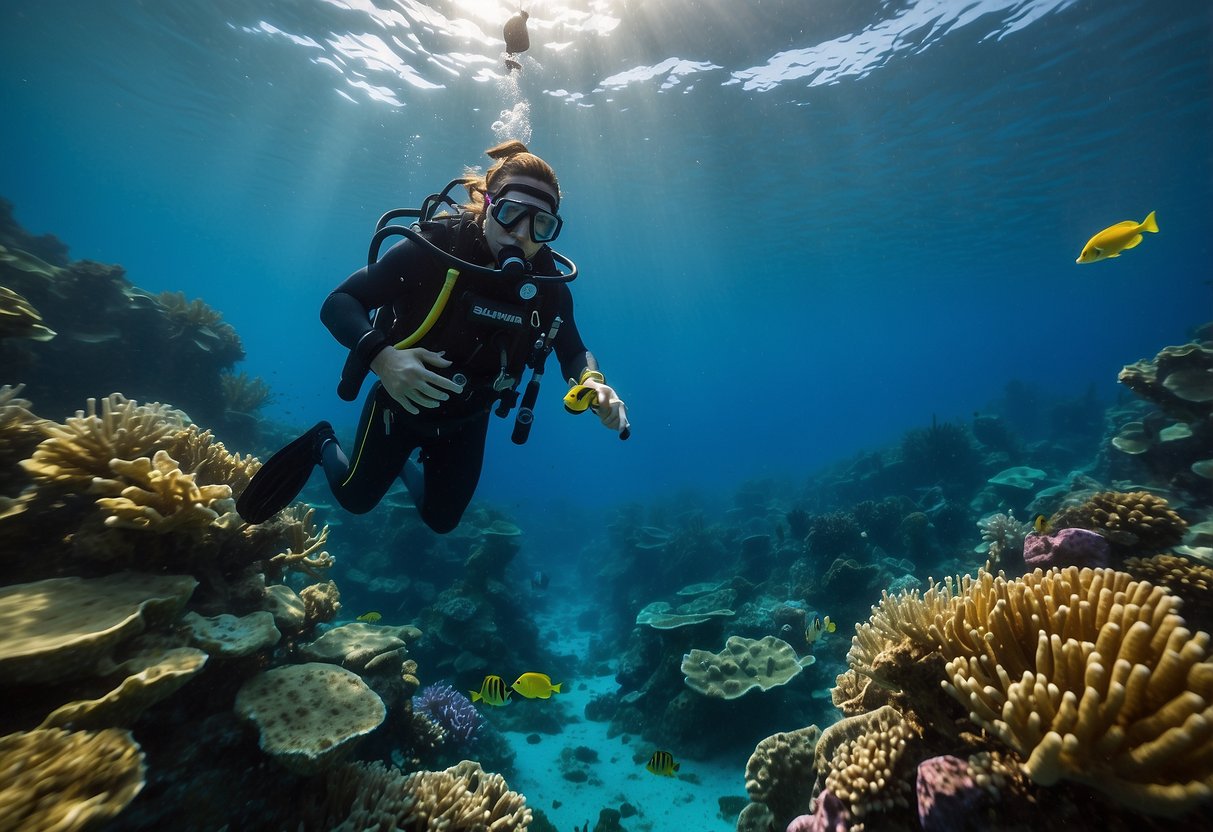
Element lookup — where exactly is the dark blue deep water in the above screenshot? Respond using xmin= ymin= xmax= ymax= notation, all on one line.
xmin=2 ymin=0 xmax=1210 ymax=529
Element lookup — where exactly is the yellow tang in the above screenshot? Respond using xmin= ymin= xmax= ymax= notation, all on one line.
xmin=1076 ymin=211 xmax=1158 ymax=264
xmin=646 ymin=750 xmax=680 ymax=777
xmin=511 ymin=672 xmax=562 ymax=699
xmin=806 ymin=615 xmax=836 ymax=645
xmin=470 ymin=674 xmax=511 ymax=707
xmin=356 ymin=611 xmax=382 ymax=623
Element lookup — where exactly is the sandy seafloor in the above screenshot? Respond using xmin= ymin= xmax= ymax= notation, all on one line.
xmin=502 ymin=604 xmax=748 ymax=831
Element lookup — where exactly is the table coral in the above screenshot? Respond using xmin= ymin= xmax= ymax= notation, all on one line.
xmin=682 ymin=635 xmax=813 ymax=700
xmin=39 ymin=646 xmax=208 ymax=731
xmin=235 ymin=662 xmax=387 ymax=775
xmin=0 ymin=572 xmax=197 ymax=685
xmin=0 ymin=727 xmax=145 ymax=831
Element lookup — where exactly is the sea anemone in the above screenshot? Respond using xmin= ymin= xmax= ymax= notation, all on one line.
xmin=413 ymin=683 xmax=482 ymax=746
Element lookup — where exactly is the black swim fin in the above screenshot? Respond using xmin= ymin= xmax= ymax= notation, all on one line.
xmin=236 ymin=421 xmax=334 ymax=524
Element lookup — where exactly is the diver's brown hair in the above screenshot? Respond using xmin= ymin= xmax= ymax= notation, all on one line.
xmin=462 ymin=140 xmax=560 ymax=221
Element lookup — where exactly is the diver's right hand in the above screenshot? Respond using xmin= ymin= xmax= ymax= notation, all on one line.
xmin=370 ymin=347 xmax=464 ymax=415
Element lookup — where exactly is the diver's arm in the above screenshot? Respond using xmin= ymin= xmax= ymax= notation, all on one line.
xmin=553 ymin=286 xmax=628 ymax=434
xmin=322 ymin=239 xmax=462 ymax=412
xmin=321 ymin=238 xmax=435 ymax=349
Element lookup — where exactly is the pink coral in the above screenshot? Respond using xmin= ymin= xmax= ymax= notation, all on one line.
xmin=785 ymin=791 xmax=849 ymax=832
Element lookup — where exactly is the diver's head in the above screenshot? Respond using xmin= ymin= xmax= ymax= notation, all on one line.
xmin=464 ymin=140 xmax=561 ymax=262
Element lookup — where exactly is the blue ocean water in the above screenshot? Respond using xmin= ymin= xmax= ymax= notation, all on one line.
xmin=1 ymin=0 xmax=1209 ymax=532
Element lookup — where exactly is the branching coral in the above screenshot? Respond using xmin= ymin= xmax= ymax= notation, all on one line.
xmin=155 ymin=290 xmax=244 ymax=364
xmin=162 ymin=423 xmax=260 ymax=493
xmin=829 ymin=566 xmax=1213 ymax=818
xmin=20 ymin=393 xmax=188 ymax=488
xmin=92 ymin=450 xmax=235 ymax=533
xmin=270 ymin=505 xmax=334 ymax=578
xmin=219 ymin=370 xmax=273 ymax=415
xmin=976 ymin=511 xmax=1029 ymax=571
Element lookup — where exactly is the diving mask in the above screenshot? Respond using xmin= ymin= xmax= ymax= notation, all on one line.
xmin=487 ymin=196 xmax=563 ymax=243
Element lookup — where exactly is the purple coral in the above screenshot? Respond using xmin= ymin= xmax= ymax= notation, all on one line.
xmin=414 ymin=683 xmax=482 ymax=745
xmin=1022 ymin=527 xmax=1110 ymax=569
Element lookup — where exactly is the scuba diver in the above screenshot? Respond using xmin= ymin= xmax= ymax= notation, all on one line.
xmin=236 ymin=140 xmax=629 ymax=533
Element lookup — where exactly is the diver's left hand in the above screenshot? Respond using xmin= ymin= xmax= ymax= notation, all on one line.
xmin=583 ymin=380 xmax=629 ymax=435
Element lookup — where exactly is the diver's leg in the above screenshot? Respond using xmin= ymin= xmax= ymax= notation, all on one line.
xmin=414 ymin=412 xmax=490 ymax=533
xmin=323 ymin=383 xmax=415 ymax=514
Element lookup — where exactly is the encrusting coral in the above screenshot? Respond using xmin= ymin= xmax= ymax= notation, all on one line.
xmin=744 ymin=725 xmax=822 ymax=827
xmin=0 ymin=727 xmax=145 ymax=831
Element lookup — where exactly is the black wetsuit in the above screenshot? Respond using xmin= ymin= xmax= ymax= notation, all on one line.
xmin=318 ymin=214 xmax=595 ymax=532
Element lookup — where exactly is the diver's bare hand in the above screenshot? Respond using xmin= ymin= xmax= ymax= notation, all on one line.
xmin=583 ymin=380 xmax=629 ymax=435
xmin=371 ymin=347 xmax=464 ymax=415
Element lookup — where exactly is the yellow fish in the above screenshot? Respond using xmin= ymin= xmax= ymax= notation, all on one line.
xmin=1032 ymin=514 xmax=1052 ymax=535
xmin=356 ymin=611 xmax=382 ymax=623
xmin=470 ymin=674 xmax=511 ymax=707
xmin=511 ymin=672 xmax=562 ymax=699
xmin=806 ymin=615 xmax=836 ymax=645
xmin=1076 ymin=211 xmax=1158 ymax=263
xmin=646 ymin=750 xmax=680 ymax=777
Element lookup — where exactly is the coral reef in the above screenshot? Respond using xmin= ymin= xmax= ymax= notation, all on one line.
xmin=1 ymin=203 xmax=264 ymax=435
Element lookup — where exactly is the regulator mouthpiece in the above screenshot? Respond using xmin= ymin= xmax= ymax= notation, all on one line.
xmin=497 ymin=245 xmax=527 ymax=274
